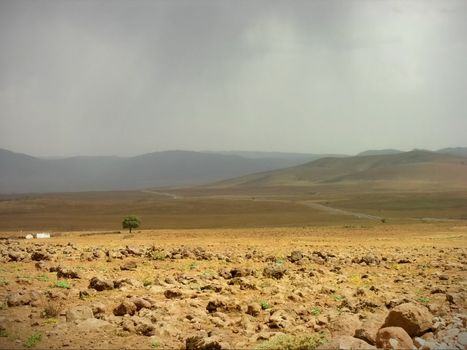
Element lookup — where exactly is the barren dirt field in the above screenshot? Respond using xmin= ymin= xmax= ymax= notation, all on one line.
xmin=0 ymin=223 xmax=466 ymax=349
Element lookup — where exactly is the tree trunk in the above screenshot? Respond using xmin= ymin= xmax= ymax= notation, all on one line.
xmin=129 ymin=227 xmax=132 ymax=233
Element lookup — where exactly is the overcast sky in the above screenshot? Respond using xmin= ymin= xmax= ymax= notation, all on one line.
xmin=0 ymin=0 xmax=466 ymax=157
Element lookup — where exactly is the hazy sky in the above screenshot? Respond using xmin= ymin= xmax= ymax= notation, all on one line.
xmin=0 ymin=0 xmax=466 ymax=157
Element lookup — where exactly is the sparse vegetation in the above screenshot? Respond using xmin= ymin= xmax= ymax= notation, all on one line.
xmin=122 ymin=215 xmax=141 ymax=233
xmin=419 ymin=296 xmax=430 ymax=304
xmin=333 ymin=294 xmax=345 ymax=302
xmin=42 ymin=302 xmax=61 ymax=318
xmin=54 ymin=280 xmax=70 ymax=289
xmin=151 ymin=339 xmax=161 ymax=348
xmin=255 ymin=333 xmax=327 ymax=350
xmin=260 ymin=301 xmax=271 ymax=310
xmin=151 ymin=251 xmax=166 ymax=261
xmin=310 ymin=307 xmax=321 ymax=316
xmin=25 ymin=333 xmax=42 ymax=348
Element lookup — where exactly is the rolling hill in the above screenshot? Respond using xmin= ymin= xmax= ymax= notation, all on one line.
xmin=0 ymin=148 xmax=333 ymax=193
xmin=213 ymin=150 xmax=467 ymax=191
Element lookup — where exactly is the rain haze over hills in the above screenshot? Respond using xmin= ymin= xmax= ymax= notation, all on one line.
xmin=0 ymin=0 xmax=466 ymax=158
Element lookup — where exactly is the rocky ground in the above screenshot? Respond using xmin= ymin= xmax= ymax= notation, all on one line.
xmin=0 ymin=225 xmax=465 ymax=349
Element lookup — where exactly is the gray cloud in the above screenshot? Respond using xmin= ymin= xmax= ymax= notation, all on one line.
xmin=0 ymin=0 xmax=466 ymax=157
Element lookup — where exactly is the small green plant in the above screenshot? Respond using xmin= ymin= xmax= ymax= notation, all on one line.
xmin=143 ymin=278 xmax=153 ymax=287
xmin=0 ymin=278 xmax=9 ymax=286
xmin=419 ymin=296 xmax=430 ymax=304
xmin=255 ymin=333 xmax=327 ymax=350
xmin=333 ymin=294 xmax=345 ymax=302
xmin=151 ymin=339 xmax=161 ymax=348
xmin=25 ymin=333 xmax=42 ymax=348
xmin=275 ymin=258 xmax=285 ymax=265
xmin=54 ymin=280 xmax=70 ymax=289
xmin=189 ymin=262 xmax=198 ymax=270
xmin=151 ymin=251 xmax=166 ymax=261
xmin=36 ymin=275 xmax=49 ymax=282
xmin=0 ymin=329 xmax=8 ymax=337
xmin=310 ymin=307 xmax=321 ymax=316
xmin=260 ymin=301 xmax=271 ymax=310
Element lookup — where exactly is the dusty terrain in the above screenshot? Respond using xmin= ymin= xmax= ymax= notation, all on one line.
xmin=0 ymin=224 xmax=466 ymax=349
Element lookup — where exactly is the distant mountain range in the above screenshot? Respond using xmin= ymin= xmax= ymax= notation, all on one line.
xmin=214 ymin=150 xmax=467 ymax=191
xmin=0 ymin=148 xmax=333 ymax=193
xmin=1 ymin=147 xmax=466 ymax=193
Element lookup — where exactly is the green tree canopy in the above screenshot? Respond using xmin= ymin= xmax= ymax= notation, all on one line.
xmin=122 ymin=215 xmax=141 ymax=233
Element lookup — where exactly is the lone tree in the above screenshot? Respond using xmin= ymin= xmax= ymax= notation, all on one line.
xmin=122 ymin=215 xmax=141 ymax=233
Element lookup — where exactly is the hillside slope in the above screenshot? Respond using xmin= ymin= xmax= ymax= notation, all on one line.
xmin=213 ymin=150 xmax=467 ymax=190
xmin=0 ymin=149 xmax=330 ymax=193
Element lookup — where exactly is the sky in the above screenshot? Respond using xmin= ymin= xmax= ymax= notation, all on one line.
xmin=0 ymin=0 xmax=466 ymax=157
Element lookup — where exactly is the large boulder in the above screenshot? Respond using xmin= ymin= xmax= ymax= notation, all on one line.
xmin=376 ymin=327 xmax=415 ymax=349
xmin=383 ymin=303 xmax=433 ymax=336
xmin=329 ymin=314 xmax=362 ymax=337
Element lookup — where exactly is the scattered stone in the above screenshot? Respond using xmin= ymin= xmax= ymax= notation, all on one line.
xmin=113 ymin=300 xmax=137 ymax=316
xmin=288 ymin=250 xmax=303 ymax=263
xmin=120 ymin=261 xmax=138 ymax=271
xmin=89 ymin=277 xmax=114 ymax=291
xmin=31 ymin=251 xmax=50 ymax=261
xmin=319 ymin=335 xmax=375 ymax=349
xmin=263 ymin=264 xmax=287 ymax=279
xmin=66 ymin=305 xmax=94 ymax=322
xmin=56 ymin=266 xmax=81 ymax=279
xmin=246 ymin=303 xmax=261 ymax=317
xmin=164 ymin=289 xmax=183 ymax=299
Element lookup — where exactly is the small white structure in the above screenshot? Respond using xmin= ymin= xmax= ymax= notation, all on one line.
xmin=34 ymin=233 xmax=51 ymax=239
xmin=25 ymin=234 xmax=34 ymax=240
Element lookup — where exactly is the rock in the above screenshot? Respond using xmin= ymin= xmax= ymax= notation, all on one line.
xmin=185 ymin=335 xmax=222 ymax=350
xmin=354 ymin=319 xmax=381 ymax=345
xmin=288 ymin=251 xmax=303 ymax=263
xmin=89 ymin=277 xmax=114 ymax=291
xmin=92 ymin=303 xmax=106 ymax=318
xmin=113 ymin=300 xmax=137 ymax=316
xmin=66 ymin=305 xmax=94 ymax=322
xmin=329 ymin=314 xmax=362 ymax=337
xmin=268 ymin=309 xmax=291 ymax=329
xmin=7 ymin=291 xmax=40 ymax=307
xmin=120 ymin=261 xmax=138 ymax=271
xmin=133 ymin=316 xmax=155 ymax=336
xmin=246 ymin=303 xmax=261 ymax=317
xmin=164 ymin=289 xmax=183 ymax=299
xmin=129 ymin=297 xmax=152 ymax=310
xmin=376 ymin=327 xmax=415 ymax=349
xmin=57 ymin=266 xmax=81 ymax=279
xmin=206 ymin=299 xmax=241 ymax=314
xmin=76 ymin=318 xmax=113 ymax=331
xmin=8 ymin=251 xmax=28 ymax=262
xmin=319 ymin=335 xmax=375 ymax=349
xmin=383 ymin=303 xmax=433 ymax=336
xmin=113 ymin=278 xmax=142 ymax=289
xmin=458 ymin=332 xmax=467 ymax=347
xmin=263 ymin=264 xmax=287 ymax=279
xmin=31 ymin=251 xmax=50 ymax=261
xmin=230 ymin=267 xmax=255 ymax=278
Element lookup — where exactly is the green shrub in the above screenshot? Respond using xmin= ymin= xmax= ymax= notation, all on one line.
xmin=310 ymin=307 xmax=321 ymax=316
xmin=260 ymin=301 xmax=271 ymax=310
xmin=55 ymin=280 xmax=70 ymax=289
xmin=255 ymin=333 xmax=327 ymax=350
xmin=25 ymin=333 xmax=42 ymax=348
